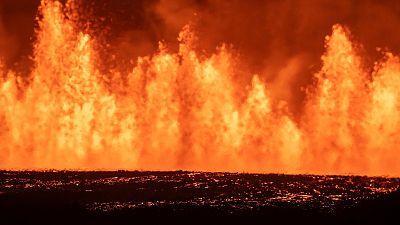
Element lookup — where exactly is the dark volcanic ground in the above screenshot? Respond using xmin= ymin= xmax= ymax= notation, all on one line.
xmin=0 ymin=171 xmax=399 ymax=225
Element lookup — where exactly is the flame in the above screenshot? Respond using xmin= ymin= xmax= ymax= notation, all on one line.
xmin=0 ymin=0 xmax=399 ymax=176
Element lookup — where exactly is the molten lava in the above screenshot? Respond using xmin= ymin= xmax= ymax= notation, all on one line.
xmin=0 ymin=0 xmax=399 ymax=176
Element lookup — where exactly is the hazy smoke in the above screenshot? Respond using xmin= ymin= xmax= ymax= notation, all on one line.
xmin=1 ymin=0 xmax=400 ymax=116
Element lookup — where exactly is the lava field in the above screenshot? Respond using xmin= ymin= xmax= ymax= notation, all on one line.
xmin=1 ymin=171 xmax=399 ymax=224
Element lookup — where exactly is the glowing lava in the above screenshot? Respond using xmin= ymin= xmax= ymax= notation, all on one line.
xmin=0 ymin=0 xmax=399 ymax=176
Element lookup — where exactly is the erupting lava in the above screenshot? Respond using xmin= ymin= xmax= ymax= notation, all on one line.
xmin=0 ymin=0 xmax=399 ymax=176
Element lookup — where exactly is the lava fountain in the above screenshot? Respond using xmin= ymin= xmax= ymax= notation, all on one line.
xmin=0 ymin=0 xmax=399 ymax=176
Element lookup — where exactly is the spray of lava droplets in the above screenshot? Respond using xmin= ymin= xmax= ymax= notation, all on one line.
xmin=0 ymin=0 xmax=399 ymax=176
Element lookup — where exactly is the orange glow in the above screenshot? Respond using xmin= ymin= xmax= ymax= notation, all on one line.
xmin=0 ymin=0 xmax=399 ymax=176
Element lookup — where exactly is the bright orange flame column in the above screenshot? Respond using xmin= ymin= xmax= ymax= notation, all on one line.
xmin=0 ymin=0 xmax=399 ymax=176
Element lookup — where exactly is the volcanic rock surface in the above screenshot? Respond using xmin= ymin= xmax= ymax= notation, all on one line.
xmin=1 ymin=171 xmax=399 ymax=224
